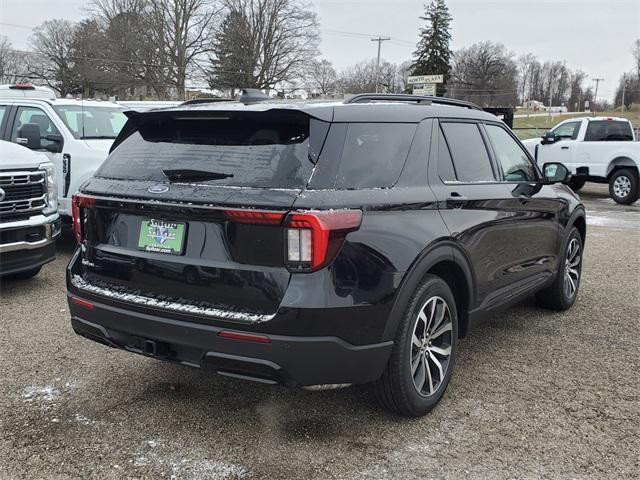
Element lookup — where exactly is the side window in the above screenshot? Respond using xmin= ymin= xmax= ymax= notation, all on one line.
xmin=10 ymin=106 xmax=61 ymax=148
xmin=552 ymin=121 xmax=581 ymax=139
xmin=485 ymin=124 xmax=536 ymax=182
xmin=584 ymin=121 xmax=634 ymax=141
xmin=0 ymin=105 xmax=7 ymax=127
xmin=334 ymin=123 xmax=417 ymax=189
xmin=440 ymin=122 xmax=495 ymax=182
xmin=437 ymin=128 xmax=456 ymax=182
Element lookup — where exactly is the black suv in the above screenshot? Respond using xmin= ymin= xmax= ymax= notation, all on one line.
xmin=66 ymin=94 xmax=585 ymax=417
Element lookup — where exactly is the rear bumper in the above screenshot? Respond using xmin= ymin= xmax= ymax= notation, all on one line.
xmin=68 ymin=295 xmax=393 ymax=386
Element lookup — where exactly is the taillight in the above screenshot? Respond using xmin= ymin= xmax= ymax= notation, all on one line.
xmin=72 ymin=193 xmax=95 ymax=243
xmin=284 ymin=210 xmax=362 ymax=271
xmin=224 ymin=209 xmax=284 ymax=225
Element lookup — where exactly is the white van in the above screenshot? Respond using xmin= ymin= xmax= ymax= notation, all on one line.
xmin=0 ymin=83 xmax=128 ymax=218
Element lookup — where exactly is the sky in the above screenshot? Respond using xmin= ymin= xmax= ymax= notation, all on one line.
xmin=1 ymin=0 xmax=639 ymax=100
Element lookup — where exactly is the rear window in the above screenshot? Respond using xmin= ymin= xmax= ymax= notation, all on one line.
xmin=584 ymin=121 xmax=633 ymax=141
xmin=96 ymin=111 xmax=329 ymax=189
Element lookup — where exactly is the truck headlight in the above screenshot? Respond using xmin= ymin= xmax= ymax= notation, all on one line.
xmin=39 ymin=162 xmax=57 ymax=215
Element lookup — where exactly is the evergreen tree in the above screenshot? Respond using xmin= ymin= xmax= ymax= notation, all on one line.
xmin=208 ymin=10 xmax=255 ymax=94
xmin=412 ymin=0 xmax=452 ymax=96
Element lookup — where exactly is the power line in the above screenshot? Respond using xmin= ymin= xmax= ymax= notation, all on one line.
xmin=371 ymin=36 xmax=391 ymax=93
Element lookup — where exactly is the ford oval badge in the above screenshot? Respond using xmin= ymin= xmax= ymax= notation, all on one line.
xmin=148 ymin=184 xmax=169 ymax=194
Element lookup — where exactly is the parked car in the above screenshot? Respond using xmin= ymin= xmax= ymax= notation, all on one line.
xmin=0 ymin=83 xmax=128 ymax=219
xmin=0 ymin=140 xmax=61 ymax=278
xmin=522 ymin=117 xmax=639 ymax=204
xmin=66 ymin=93 xmax=586 ymax=417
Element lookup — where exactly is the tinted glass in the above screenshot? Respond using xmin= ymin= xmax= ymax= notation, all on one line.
xmin=11 ymin=106 xmax=60 ymax=148
xmin=584 ymin=120 xmax=633 ymax=141
xmin=440 ymin=122 xmax=494 ymax=182
xmin=52 ymin=105 xmax=128 ymax=139
xmin=97 ymin=112 xmax=327 ymax=189
xmin=552 ymin=121 xmax=580 ymax=139
xmin=0 ymin=105 xmax=6 ymax=125
xmin=485 ymin=124 xmax=536 ymax=182
xmin=334 ymin=123 xmax=417 ymax=189
xmin=437 ymin=129 xmax=456 ymax=182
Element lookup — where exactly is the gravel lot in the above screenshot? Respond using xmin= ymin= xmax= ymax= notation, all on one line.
xmin=1 ymin=184 xmax=639 ymax=480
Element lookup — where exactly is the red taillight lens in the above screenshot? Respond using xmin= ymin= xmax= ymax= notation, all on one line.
xmin=70 ymin=296 xmax=95 ymax=310
xmin=72 ymin=193 xmax=95 ymax=243
xmin=284 ymin=210 xmax=362 ymax=271
xmin=224 ymin=209 xmax=285 ymax=225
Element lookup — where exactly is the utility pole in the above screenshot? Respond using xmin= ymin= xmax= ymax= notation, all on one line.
xmin=592 ymin=78 xmax=604 ymax=114
xmin=621 ymin=73 xmax=626 ymax=113
xmin=371 ymin=36 xmax=390 ymax=93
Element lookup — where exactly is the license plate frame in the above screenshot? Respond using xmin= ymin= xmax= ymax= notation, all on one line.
xmin=137 ymin=219 xmax=186 ymax=255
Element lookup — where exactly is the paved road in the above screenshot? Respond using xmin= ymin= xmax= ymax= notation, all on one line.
xmin=1 ymin=184 xmax=639 ymax=480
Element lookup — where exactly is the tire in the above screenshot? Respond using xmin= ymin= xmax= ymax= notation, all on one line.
xmin=374 ymin=274 xmax=458 ymax=417
xmin=536 ymin=227 xmax=583 ymax=311
xmin=609 ymin=168 xmax=639 ymax=205
xmin=7 ymin=266 xmax=42 ymax=280
xmin=568 ymin=177 xmax=586 ymax=192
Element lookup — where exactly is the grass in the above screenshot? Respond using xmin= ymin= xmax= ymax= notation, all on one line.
xmin=513 ymin=105 xmax=640 ymax=140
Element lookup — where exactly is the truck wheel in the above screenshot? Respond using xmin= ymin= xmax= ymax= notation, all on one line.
xmin=374 ymin=274 xmax=458 ymax=417
xmin=536 ymin=227 xmax=583 ymax=311
xmin=9 ymin=266 xmax=42 ymax=280
xmin=568 ymin=177 xmax=586 ymax=192
xmin=609 ymin=168 xmax=639 ymax=205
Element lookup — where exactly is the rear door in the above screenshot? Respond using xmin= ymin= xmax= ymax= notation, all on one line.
xmin=73 ymin=109 xmax=329 ymax=320
xmin=429 ymin=120 xmax=557 ymax=310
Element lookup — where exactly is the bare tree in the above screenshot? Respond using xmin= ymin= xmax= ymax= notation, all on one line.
xmin=148 ymin=0 xmax=219 ymax=100
xmin=517 ymin=53 xmax=538 ymax=104
xmin=216 ymin=0 xmax=320 ymax=90
xmin=338 ymin=59 xmax=399 ymax=94
xmin=449 ymin=41 xmax=519 ymax=106
xmin=0 ymin=36 xmax=22 ymax=83
xmin=28 ymin=19 xmax=81 ymax=96
xmin=633 ymin=38 xmax=640 ymax=79
xmin=310 ymin=59 xmax=337 ymax=95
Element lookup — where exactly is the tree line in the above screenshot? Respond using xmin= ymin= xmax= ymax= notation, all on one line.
xmin=0 ymin=0 xmax=637 ymax=109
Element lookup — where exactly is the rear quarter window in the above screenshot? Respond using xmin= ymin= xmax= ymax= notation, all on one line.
xmin=313 ymin=123 xmax=417 ymax=189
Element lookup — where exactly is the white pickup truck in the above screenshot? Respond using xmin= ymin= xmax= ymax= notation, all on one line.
xmin=0 ymin=83 xmax=128 ymax=219
xmin=522 ymin=117 xmax=639 ymax=204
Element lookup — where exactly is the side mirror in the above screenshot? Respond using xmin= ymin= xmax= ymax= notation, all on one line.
xmin=541 ymin=131 xmax=559 ymax=145
xmin=45 ymin=133 xmax=64 ymax=153
xmin=16 ymin=123 xmax=42 ymax=150
xmin=543 ymin=162 xmax=571 ymax=184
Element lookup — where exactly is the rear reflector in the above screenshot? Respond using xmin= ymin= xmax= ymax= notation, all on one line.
xmin=224 ymin=209 xmax=285 ymax=225
xmin=284 ymin=210 xmax=362 ymax=271
xmin=71 ymin=296 xmax=95 ymax=310
xmin=218 ymin=330 xmax=272 ymax=343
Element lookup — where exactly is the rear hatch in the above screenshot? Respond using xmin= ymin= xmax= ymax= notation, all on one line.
xmin=71 ymin=108 xmax=331 ymax=321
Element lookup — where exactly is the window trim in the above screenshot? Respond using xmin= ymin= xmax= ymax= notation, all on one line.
xmin=437 ymin=119 xmax=500 ymax=185
xmin=482 ymin=121 xmax=541 ymax=183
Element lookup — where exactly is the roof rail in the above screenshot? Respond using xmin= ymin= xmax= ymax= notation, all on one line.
xmin=180 ymin=97 xmax=234 ymax=106
xmin=343 ymin=93 xmax=482 ymax=111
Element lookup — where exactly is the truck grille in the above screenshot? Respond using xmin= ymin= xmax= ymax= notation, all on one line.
xmin=0 ymin=171 xmax=46 ymax=219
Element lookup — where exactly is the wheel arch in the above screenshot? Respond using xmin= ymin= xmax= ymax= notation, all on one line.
xmin=606 ymin=157 xmax=638 ymax=178
xmin=383 ymin=241 xmax=475 ymax=342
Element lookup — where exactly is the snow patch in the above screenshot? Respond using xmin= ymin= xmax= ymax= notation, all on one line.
xmin=23 ymin=385 xmax=60 ymax=403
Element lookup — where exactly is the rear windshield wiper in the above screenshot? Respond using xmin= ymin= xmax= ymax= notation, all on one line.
xmin=162 ymin=169 xmax=234 ymax=182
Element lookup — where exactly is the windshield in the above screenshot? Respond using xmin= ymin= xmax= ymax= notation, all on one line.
xmin=52 ymin=105 xmax=128 ymax=139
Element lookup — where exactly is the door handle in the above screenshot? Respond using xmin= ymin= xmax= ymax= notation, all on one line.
xmin=447 ymin=192 xmax=468 ymax=201
xmin=561 ymin=146 xmax=570 ymax=150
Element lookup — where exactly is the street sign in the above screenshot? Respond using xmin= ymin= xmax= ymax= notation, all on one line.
xmin=413 ymin=84 xmax=436 ymax=96
xmin=407 ymin=74 xmax=444 ymax=85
